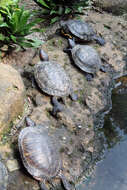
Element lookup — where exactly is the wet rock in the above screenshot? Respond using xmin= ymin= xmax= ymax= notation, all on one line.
xmin=94 ymin=0 xmax=127 ymax=15
xmin=0 ymin=63 xmax=25 ymax=139
xmin=0 ymin=161 xmax=8 ymax=190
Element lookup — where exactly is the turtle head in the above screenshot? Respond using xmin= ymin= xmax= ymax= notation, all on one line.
xmin=26 ymin=117 xmax=36 ymax=127
xmin=59 ymin=20 xmax=66 ymax=27
xmin=68 ymin=38 xmax=76 ymax=48
xmin=39 ymin=49 xmax=49 ymax=61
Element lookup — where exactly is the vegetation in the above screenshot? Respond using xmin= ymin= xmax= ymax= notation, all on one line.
xmin=0 ymin=0 xmax=92 ymax=50
xmin=34 ymin=0 xmax=92 ymax=23
xmin=0 ymin=0 xmax=43 ymax=51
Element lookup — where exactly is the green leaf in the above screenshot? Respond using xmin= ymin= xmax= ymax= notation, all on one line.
xmin=65 ymin=7 xmax=71 ymax=14
xmin=27 ymin=39 xmax=43 ymax=48
xmin=0 ymin=33 xmax=5 ymax=41
xmin=36 ymin=0 xmax=49 ymax=8
xmin=10 ymin=35 xmax=17 ymax=42
xmin=50 ymin=16 xmax=59 ymax=24
xmin=0 ymin=22 xmax=9 ymax=27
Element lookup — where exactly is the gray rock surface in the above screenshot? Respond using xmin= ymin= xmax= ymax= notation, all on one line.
xmin=0 ymin=63 xmax=25 ymax=139
xmin=94 ymin=0 xmax=127 ymax=14
xmin=0 ymin=161 xmax=8 ymax=190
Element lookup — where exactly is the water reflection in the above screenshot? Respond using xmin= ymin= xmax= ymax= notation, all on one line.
xmin=76 ymin=76 xmax=127 ymax=190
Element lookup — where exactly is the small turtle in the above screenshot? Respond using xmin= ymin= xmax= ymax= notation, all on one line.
xmin=34 ymin=49 xmax=77 ymax=115
xmin=64 ymin=39 xmax=106 ymax=81
xmin=59 ymin=19 xmax=105 ymax=46
xmin=18 ymin=117 xmax=73 ymax=190
xmin=0 ymin=161 xmax=8 ymax=190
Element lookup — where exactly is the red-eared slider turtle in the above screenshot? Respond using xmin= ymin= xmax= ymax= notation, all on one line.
xmin=34 ymin=49 xmax=77 ymax=115
xmin=64 ymin=39 xmax=106 ymax=81
xmin=0 ymin=161 xmax=8 ymax=190
xmin=18 ymin=117 xmax=73 ymax=190
xmin=59 ymin=19 xmax=105 ymax=46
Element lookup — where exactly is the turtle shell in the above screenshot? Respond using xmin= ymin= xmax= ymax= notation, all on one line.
xmin=34 ymin=61 xmax=72 ymax=97
xmin=71 ymin=45 xmax=102 ymax=74
xmin=18 ymin=126 xmax=61 ymax=180
xmin=61 ymin=20 xmax=95 ymax=41
xmin=0 ymin=161 xmax=8 ymax=190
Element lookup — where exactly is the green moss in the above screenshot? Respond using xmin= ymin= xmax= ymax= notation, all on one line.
xmin=59 ymin=147 xmax=65 ymax=153
xmin=88 ymin=124 xmax=92 ymax=128
xmin=57 ymin=38 xmax=63 ymax=46
xmin=1 ymin=121 xmax=13 ymax=144
xmin=53 ymin=54 xmax=59 ymax=59
xmin=45 ymin=108 xmax=51 ymax=118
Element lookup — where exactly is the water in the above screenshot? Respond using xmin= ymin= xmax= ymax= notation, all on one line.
xmin=77 ymin=77 xmax=127 ymax=190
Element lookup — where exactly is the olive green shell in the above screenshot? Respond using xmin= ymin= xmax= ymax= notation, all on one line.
xmin=71 ymin=45 xmax=102 ymax=74
xmin=34 ymin=61 xmax=72 ymax=97
xmin=18 ymin=127 xmax=61 ymax=180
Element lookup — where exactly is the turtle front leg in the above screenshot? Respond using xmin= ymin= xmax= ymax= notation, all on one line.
xmin=85 ymin=73 xmax=94 ymax=81
xmin=63 ymin=48 xmax=72 ymax=53
xmin=59 ymin=171 xmax=74 ymax=190
xmin=51 ymin=97 xmax=64 ymax=116
xmin=70 ymin=90 xmax=78 ymax=101
xmin=39 ymin=181 xmax=48 ymax=190
xmin=93 ymin=35 xmax=106 ymax=46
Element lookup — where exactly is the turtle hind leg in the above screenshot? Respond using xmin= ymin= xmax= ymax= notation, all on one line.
xmin=100 ymin=65 xmax=107 ymax=73
xmin=59 ymin=172 xmax=74 ymax=190
xmin=51 ymin=97 xmax=64 ymax=116
xmin=70 ymin=92 xmax=78 ymax=101
xmin=93 ymin=35 xmax=106 ymax=46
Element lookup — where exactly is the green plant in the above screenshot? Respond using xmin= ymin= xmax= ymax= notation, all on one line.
xmin=0 ymin=0 xmax=43 ymax=50
xmin=34 ymin=0 xmax=92 ymax=23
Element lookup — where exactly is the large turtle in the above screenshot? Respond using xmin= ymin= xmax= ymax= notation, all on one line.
xmin=64 ymin=39 xmax=106 ymax=81
xmin=0 ymin=161 xmax=8 ymax=190
xmin=18 ymin=117 xmax=73 ymax=190
xmin=34 ymin=49 xmax=77 ymax=115
xmin=59 ymin=19 xmax=105 ymax=46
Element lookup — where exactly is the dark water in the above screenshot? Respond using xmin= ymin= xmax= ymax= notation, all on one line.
xmin=76 ymin=77 xmax=127 ymax=190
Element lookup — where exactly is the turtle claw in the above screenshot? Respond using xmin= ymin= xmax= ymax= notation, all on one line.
xmin=51 ymin=97 xmax=64 ymax=116
xmin=39 ymin=181 xmax=48 ymax=190
xmin=59 ymin=172 xmax=73 ymax=190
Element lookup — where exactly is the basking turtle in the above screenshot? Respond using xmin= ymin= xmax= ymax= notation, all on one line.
xmin=34 ymin=49 xmax=77 ymax=115
xmin=0 ymin=161 xmax=8 ymax=190
xmin=60 ymin=19 xmax=105 ymax=46
xmin=18 ymin=117 xmax=73 ymax=190
xmin=64 ymin=39 xmax=106 ymax=81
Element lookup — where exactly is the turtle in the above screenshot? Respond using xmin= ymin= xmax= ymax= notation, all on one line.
xmin=64 ymin=39 xmax=107 ymax=81
xmin=18 ymin=117 xmax=73 ymax=190
xmin=59 ymin=19 xmax=105 ymax=46
xmin=0 ymin=161 xmax=8 ymax=190
xmin=34 ymin=49 xmax=77 ymax=115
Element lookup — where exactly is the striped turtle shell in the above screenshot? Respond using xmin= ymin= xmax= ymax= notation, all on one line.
xmin=60 ymin=19 xmax=95 ymax=41
xmin=71 ymin=45 xmax=102 ymax=74
xmin=18 ymin=126 xmax=61 ymax=180
xmin=34 ymin=61 xmax=72 ymax=97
